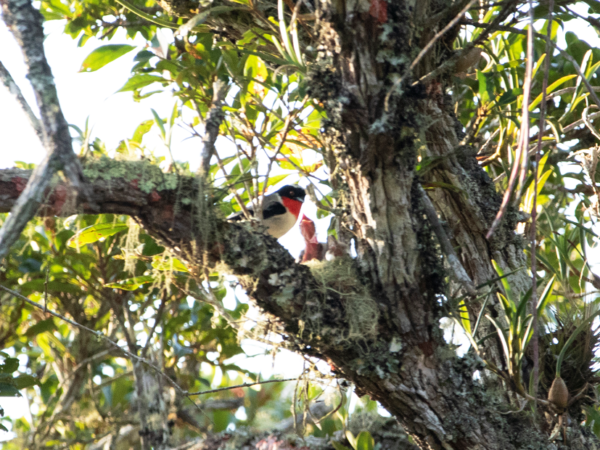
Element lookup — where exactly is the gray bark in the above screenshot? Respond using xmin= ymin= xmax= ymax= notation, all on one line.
xmin=1 ymin=0 xmax=598 ymax=448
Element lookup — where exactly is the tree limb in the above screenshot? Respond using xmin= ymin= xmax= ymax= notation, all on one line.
xmin=419 ymin=186 xmax=477 ymax=296
xmin=198 ymin=80 xmax=228 ymax=176
xmin=0 ymin=0 xmax=92 ymax=262
xmin=0 ymin=283 xmax=207 ymax=419
xmin=0 ymin=60 xmax=42 ymax=140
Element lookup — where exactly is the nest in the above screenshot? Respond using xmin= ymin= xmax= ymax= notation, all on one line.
xmin=304 ymin=257 xmax=380 ymax=345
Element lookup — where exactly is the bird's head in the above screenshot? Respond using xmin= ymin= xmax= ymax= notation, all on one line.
xmin=276 ymin=185 xmax=306 ymax=203
xmin=276 ymin=185 xmax=305 ymax=219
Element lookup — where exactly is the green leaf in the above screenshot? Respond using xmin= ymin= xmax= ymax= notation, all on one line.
xmin=346 ymin=431 xmax=358 ymax=450
xmin=134 ymin=50 xmax=155 ymax=63
xmin=104 ymin=275 xmax=155 ymax=291
xmin=0 ymin=384 xmax=21 ymax=397
xmin=332 ymin=442 xmax=352 ymax=450
xmin=536 ymin=276 xmax=555 ymax=317
xmin=529 ymin=75 xmax=577 ymax=111
xmin=497 ymin=88 xmax=521 ymax=107
xmin=213 ymin=410 xmax=232 ymax=432
xmin=477 ymin=70 xmax=494 ymax=105
xmin=25 ymin=318 xmax=56 ymax=337
xmin=458 ymin=299 xmax=471 ymax=335
xmin=356 ymin=431 xmax=375 ymax=450
xmin=0 ymin=358 xmax=19 ymax=374
xmin=151 ymin=109 xmax=166 ymax=141
xmin=67 ymin=223 xmax=129 ymax=248
xmin=80 ymin=44 xmax=136 ymax=72
xmin=118 ymin=74 xmax=166 ymax=92
xmin=472 ymin=291 xmax=492 ymax=339
xmin=132 ymin=119 xmax=154 ymax=143
xmin=244 ymin=54 xmax=268 ymax=80
xmin=114 ymin=0 xmax=180 ymax=29
xmin=486 ymin=314 xmax=510 ymax=364
xmin=556 ymin=310 xmax=600 ymax=377
xmin=496 ymin=293 xmax=514 ymax=319
xmin=492 ymin=260 xmax=516 ymax=305
xmin=152 ymin=255 xmax=189 ymax=272
xmin=13 ymin=375 xmax=39 ymax=390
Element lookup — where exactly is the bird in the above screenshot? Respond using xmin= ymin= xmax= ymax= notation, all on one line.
xmin=298 ymin=214 xmax=326 ymax=262
xmin=228 ymin=185 xmax=306 ymax=238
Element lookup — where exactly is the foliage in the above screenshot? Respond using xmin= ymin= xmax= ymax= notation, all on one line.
xmin=1 ymin=0 xmax=600 ymax=448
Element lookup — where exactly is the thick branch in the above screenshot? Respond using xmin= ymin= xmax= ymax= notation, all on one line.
xmin=0 ymin=163 xmax=331 ymax=338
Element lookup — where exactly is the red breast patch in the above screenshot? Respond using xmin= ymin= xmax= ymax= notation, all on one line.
xmin=281 ymin=197 xmax=303 ymax=219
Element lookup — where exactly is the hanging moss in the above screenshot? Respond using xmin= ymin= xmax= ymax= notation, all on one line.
xmin=303 ymin=257 xmax=380 ymax=346
xmin=122 ymin=217 xmax=141 ymax=275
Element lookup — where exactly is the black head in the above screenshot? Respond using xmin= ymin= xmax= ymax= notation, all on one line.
xmin=277 ymin=185 xmax=306 ymax=202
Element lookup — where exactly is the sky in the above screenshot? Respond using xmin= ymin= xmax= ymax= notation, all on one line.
xmin=1 ymin=2 xmax=600 ymax=438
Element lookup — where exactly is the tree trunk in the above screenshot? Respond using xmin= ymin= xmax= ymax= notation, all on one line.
xmin=2 ymin=0 xmax=600 ymax=448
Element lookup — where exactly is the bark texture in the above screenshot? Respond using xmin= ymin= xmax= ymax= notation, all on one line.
xmin=3 ymin=0 xmax=600 ymax=449
xmin=0 ymin=155 xmax=594 ymax=450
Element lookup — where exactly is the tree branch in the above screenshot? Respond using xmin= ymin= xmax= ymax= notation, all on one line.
xmin=0 ymin=60 xmax=42 ymax=139
xmin=0 ymin=283 xmax=207 ymax=418
xmin=198 ymin=79 xmax=228 ymax=176
xmin=0 ymin=163 xmax=336 ymax=341
xmin=419 ymin=186 xmax=477 ymax=296
xmin=187 ymin=378 xmax=296 ymax=396
xmin=0 ymin=0 xmax=92 ymax=262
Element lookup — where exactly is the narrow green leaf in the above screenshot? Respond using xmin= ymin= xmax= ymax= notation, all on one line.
xmin=520 ymin=315 xmax=534 ymax=354
xmin=104 ymin=275 xmax=155 ymax=291
xmin=486 ymin=315 xmax=510 ymax=364
xmin=152 ymin=256 xmax=189 ymax=272
xmin=529 ymin=75 xmax=577 ymax=111
xmin=472 ymin=291 xmax=492 ymax=338
xmin=67 ymin=223 xmax=129 ymax=248
xmin=118 ymin=75 xmax=166 ymax=92
xmin=515 ymin=287 xmax=533 ymax=321
xmin=536 ymin=252 xmax=558 ymax=278
xmin=531 ymin=53 xmax=546 ymax=79
xmin=496 ymin=293 xmax=514 ymax=319
xmin=556 ymin=310 xmax=600 ymax=377
xmin=277 ymin=0 xmax=296 ymax=63
xmin=458 ymin=299 xmax=472 ymax=336
xmin=536 ymin=276 xmax=555 ymax=316
xmin=492 ymin=260 xmax=517 ymax=305
xmin=346 ymin=431 xmax=358 ymax=450
xmin=151 ymin=109 xmax=166 ymax=140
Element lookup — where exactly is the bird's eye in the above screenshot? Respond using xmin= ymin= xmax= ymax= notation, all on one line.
xmin=290 ymin=191 xmax=294 ymax=196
